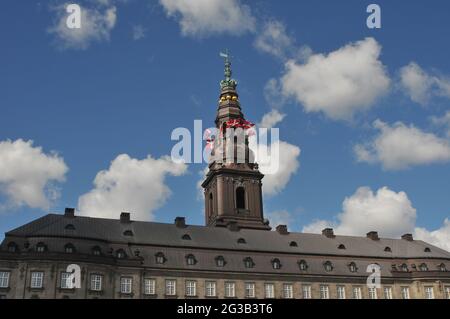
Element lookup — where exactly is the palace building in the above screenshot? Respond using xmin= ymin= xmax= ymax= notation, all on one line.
xmin=0 ymin=57 xmax=449 ymax=299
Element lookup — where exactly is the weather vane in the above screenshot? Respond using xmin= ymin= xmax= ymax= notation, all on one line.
xmin=219 ymin=49 xmax=236 ymax=89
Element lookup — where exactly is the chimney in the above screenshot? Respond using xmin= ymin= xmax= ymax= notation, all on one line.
xmin=276 ymin=225 xmax=289 ymax=235
xmin=227 ymin=221 xmax=240 ymax=232
xmin=366 ymin=231 xmax=379 ymax=241
xmin=120 ymin=212 xmax=131 ymax=223
xmin=401 ymin=233 xmax=413 ymax=241
xmin=64 ymin=207 xmax=75 ymax=218
xmin=322 ymin=228 xmax=335 ymax=238
xmin=174 ymin=217 xmax=186 ymax=228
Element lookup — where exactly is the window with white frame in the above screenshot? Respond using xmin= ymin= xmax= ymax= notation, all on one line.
xmin=320 ymin=285 xmax=330 ymax=299
xmin=302 ymin=285 xmax=312 ymax=299
xmin=352 ymin=286 xmax=362 ymax=299
xmin=424 ymin=286 xmax=434 ymax=299
xmin=264 ymin=283 xmax=274 ymax=298
xmin=337 ymin=286 xmax=346 ymax=299
xmin=205 ymin=281 xmax=216 ymax=297
xmin=90 ymin=274 xmax=102 ymax=291
xmin=61 ymin=272 xmax=74 ymax=289
xmin=0 ymin=272 xmax=10 ymax=288
xmin=245 ymin=282 xmax=255 ymax=298
xmin=383 ymin=286 xmax=393 ymax=299
xmin=120 ymin=277 xmax=132 ymax=294
xmin=445 ymin=286 xmax=450 ymax=299
xmin=31 ymin=272 xmax=44 ymax=289
xmin=283 ymin=283 xmax=293 ymax=299
xmin=165 ymin=279 xmax=176 ymax=296
xmin=225 ymin=282 xmax=235 ymax=298
xmin=368 ymin=287 xmax=377 ymax=299
xmin=144 ymin=278 xmax=156 ymax=295
xmin=185 ymin=280 xmax=196 ymax=297
xmin=401 ymin=286 xmax=410 ymax=299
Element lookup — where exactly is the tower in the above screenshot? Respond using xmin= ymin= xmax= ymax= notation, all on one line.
xmin=201 ymin=52 xmax=271 ymax=230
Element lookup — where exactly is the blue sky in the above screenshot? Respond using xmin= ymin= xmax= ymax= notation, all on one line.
xmin=0 ymin=0 xmax=449 ymax=249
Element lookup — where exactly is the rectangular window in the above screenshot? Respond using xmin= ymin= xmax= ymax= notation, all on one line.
xmin=445 ymin=286 xmax=450 ymax=299
xmin=31 ymin=272 xmax=44 ymax=289
xmin=401 ymin=287 xmax=410 ymax=299
xmin=0 ymin=272 xmax=10 ymax=288
xmin=353 ymin=286 xmax=362 ymax=299
xmin=90 ymin=274 xmax=102 ymax=291
xmin=205 ymin=281 xmax=216 ymax=297
xmin=245 ymin=282 xmax=255 ymax=298
xmin=383 ymin=286 xmax=393 ymax=299
xmin=144 ymin=278 xmax=156 ymax=295
xmin=264 ymin=283 xmax=275 ymax=298
xmin=225 ymin=282 xmax=235 ymax=298
xmin=165 ymin=279 xmax=176 ymax=296
xmin=185 ymin=280 xmax=197 ymax=297
xmin=302 ymin=285 xmax=312 ymax=299
xmin=424 ymin=286 xmax=434 ymax=299
xmin=283 ymin=283 xmax=293 ymax=299
xmin=320 ymin=285 xmax=329 ymax=299
xmin=61 ymin=272 xmax=73 ymax=289
xmin=368 ymin=287 xmax=377 ymax=299
xmin=337 ymin=286 xmax=346 ymax=299
xmin=120 ymin=277 xmax=132 ymax=294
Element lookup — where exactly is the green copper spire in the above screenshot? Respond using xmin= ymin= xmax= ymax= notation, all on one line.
xmin=219 ymin=50 xmax=237 ymax=90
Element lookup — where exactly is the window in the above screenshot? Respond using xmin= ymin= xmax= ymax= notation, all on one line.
xmin=236 ymin=187 xmax=246 ymax=209
xmin=120 ymin=277 xmax=132 ymax=294
xmin=244 ymin=257 xmax=254 ymax=269
xmin=264 ymin=283 xmax=274 ymax=299
xmin=445 ymin=286 xmax=450 ymax=299
xmin=165 ymin=279 xmax=176 ymax=296
xmin=64 ymin=243 xmax=75 ymax=254
xmin=7 ymin=242 xmax=18 ymax=253
xmin=92 ymin=246 xmax=101 ymax=256
xmin=182 ymin=234 xmax=191 ymax=240
xmin=384 ymin=246 xmax=392 ymax=252
xmin=208 ymin=193 xmax=214 ymax=216
xmin=65 ymin=224 xmax=75 ymax=230
xmin=31 ymin=272 xmax=44 ymax=289
xmin=225 ymin=282 xmax=236 ymax=298
xmin=272 ymin=258 xmax=281 ymax=270
xmin=401 ymin=287 xmax=410 ymax=299
xmin=155 ymin=252 xmax=166 ymax=264
xmin=298 ymin=260 xmax=308 ymax=271
xmin=186 ymin=254 xmax=197 ymax=266
xmin=320 ymin=285 xmax=330 ymax=299
xmin=349 ymin=262 xmax=357 ymax=273
xmin=90 ymin=274 xmax=102 ymax=292
xmin=324 ymin=261 xmax=333 ymax=272
xmin=383 ymin=286 xmax=393 ymax=299
xmin=185 ymin=280 xmax=197 ymax=297
xmin=116 ymin=250 xmax=126 ymax=259
xmin=338 ymin=244 xmax=346 ymax=250
xmin=144 ymin=278 xmax=156 ymax=295
xmin=419 ymin=263 xmax=428 ymax=271
xmin=352 ymin=286 xmax=362 ymax=299
xmin=302 ymin=285 xmax=312 ymax=299
xmin=283 ymin=283 xmax=293 ymax=299
xmin=237 ymin=238 xmax=246 ymax=244
xmin=245 ymin=282 xmax=255 ymax=298
xmin=205 ymin=281 xmax=216 ymax=297
xmin=61 ymin=272 xmax=74 ymax=289
xmin=424 ymin=247 xmax=431 ymax=252
xmin=36 ymin=243 xmax=46 ymax=253
xmin=215 ymin=256 xmax=225 ymax=267
xmin=438 ymin=263 xmax=446 ymax=272
xmin=337 ymin=286 xmax=346 ymax=299
xmin=123 ymin=230 xmax=133 ymax=236
xmin=368 ymin=287 xmax=377 ymax=299
xmin=289 ymin=241 xmax=298 ymax=247
xmin=400 ymin=264 xmax=408 ymax=272
xmin=424 ymin=286 xmax=434 ymax=299
xmin=0 ymin=272 xmax=10 ymax=288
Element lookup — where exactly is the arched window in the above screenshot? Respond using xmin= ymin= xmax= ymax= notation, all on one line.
xmin=116 ymin=249 xmax=126 ymax=259
xmin=123 ymin=230 xmax=133 ymax=236
xmin=7 ymin=242 xmax=18 ymax=253
xmin=419 ymin=263 xmax=428 ymax=271
xmin=272 ymin=258 xmax=282 ymax=270
xmin=215 ymin=256 xmax=226 ymax=267
xmin=424 ymin=247 xmax=431 ymax=253
xmin=64 ymin=243 xmax=75 ymax=254
xmin=438 ymin=263 xmax=446 ymax=272
xmin=349 ymin=262 xmax=358 ymax=273
xmin=338 ymin=244 xmax=346 ymax=250
xmin=155 ymin=252 xmax=166 ymax=264
xmin=237 ymin=238 xmax=246 ymax=244
xmin=324 ymin=261 xmax=333 ymax=272
xmin=182 ymin=234 xmax=191 ymax=240
xmin=289 ymin=241 xmax=298 ymax=247
xmin=92 ymin=246 xmax=102 ymax=256
xmin=244 ymin=257 xmax=254 ymax=269
xmin=384 ymin=246 xmax=392 ymax=252
xmin=186 ymin=254 xmax=197 ymax=266
xmin=400 ymin=263 xmax=408 ymax=272
xmin=236 ymin=187 xmax=246 ymax=209
xmin=65 ymin=224 xmax=75 ymax=230
xmin=298 ymin=260 xmax=308 ymax=271
xmin=36 ymin=242 xmax=46 ymax=253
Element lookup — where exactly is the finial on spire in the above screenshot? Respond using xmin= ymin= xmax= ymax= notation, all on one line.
xmin=219 ymin=49 xmax=237 ymax=90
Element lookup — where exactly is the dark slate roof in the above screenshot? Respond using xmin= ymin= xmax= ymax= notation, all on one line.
xmin=4 ymin=213 xmax=450 ymax=259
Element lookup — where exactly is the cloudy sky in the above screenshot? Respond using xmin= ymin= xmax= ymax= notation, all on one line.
xmin=1 ymin=0 xmax=449 ymax=251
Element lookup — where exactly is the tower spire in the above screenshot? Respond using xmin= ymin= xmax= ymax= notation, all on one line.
xmin=219 ymin=50 xmax=237 ymax=90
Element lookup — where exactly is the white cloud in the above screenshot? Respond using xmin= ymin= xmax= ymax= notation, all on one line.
xmin=415 ymin=219 xmax=450 ymax=252
xmin=77 ymin=154 xmax=187 ymax=221
xmin=280 ymin=37 xmax=390 ymax=120
xmin=266 ymin=210 xmax=293 ymax=227
xmin=431 ymin=111 xmax=450 ymax=137
xmin=355 ymin=119 xmax=450 ymax=170
xmin=132 ymin=24 xmax=146 ymax=40
xmin=48 ymin=3 xmax=117 ymax=50
xmin=0 ymin=139 xmax=68 ymax=210
xmin=159 ymin=0 xmax=255 ymax=37
xmin=254 ymin=20 xmax=293 ymax=60
xmin=258 ymin=109 xmax=286 ymax=129
xmin=400 ymin=62 xmax=450 ymax=104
